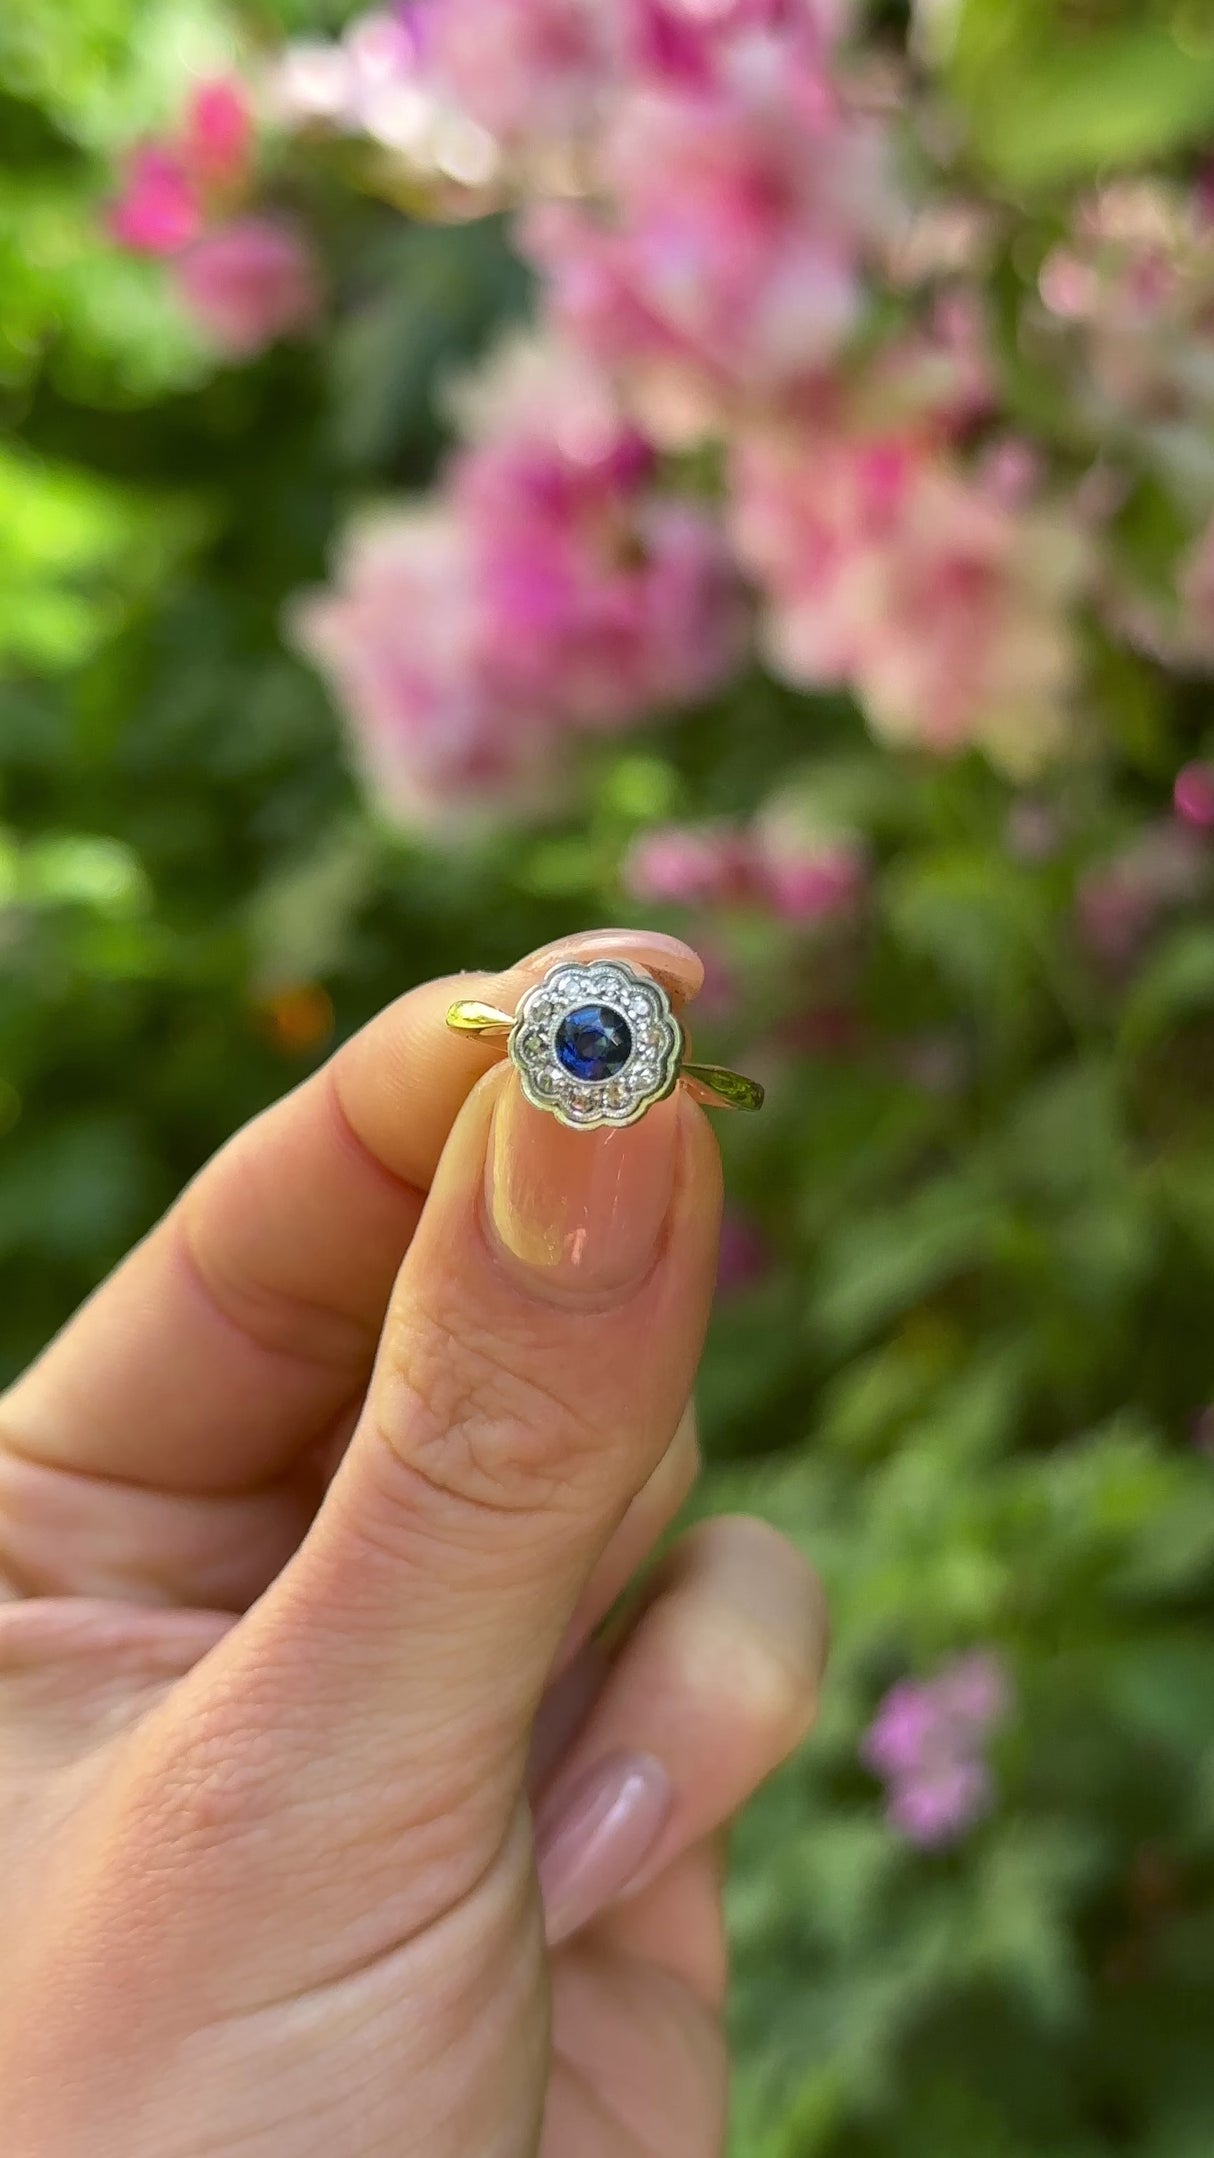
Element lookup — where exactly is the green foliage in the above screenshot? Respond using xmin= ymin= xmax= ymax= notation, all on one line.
xmin=2 ymin=6 xmax=1214 ymax=2156
xmin=945 ymin=0 xmax=1214 ymax=186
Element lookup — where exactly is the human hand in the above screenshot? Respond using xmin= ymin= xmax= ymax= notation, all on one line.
xmin=0 ymin=929 xmax=825 ymax=2158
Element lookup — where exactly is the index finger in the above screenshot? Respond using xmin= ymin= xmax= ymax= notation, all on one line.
xmin=0 ymin=931 xmax=703 ymax=1496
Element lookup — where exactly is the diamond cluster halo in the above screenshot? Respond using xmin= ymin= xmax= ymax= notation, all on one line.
xmin=508 ymin=958 xmax=684 ymax=1130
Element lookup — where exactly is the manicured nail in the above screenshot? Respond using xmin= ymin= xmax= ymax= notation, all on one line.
xmin=486 ymin=1083 xmax=680 ymax=1299
xmin=513 ymin=930 xmax=704 ymax=1009
xmin=534 ymin=1751 xmax=672 ymax=1947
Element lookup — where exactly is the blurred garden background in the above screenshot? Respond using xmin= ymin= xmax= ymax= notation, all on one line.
xmin=4 ymin=0 xmax=1214 ymax=2150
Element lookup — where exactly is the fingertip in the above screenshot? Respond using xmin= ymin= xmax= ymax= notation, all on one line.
xmin=683 ymin=1514 xmax=830 ymax=1706
xmin=506 ymin=928 xmax=705 ymax=1009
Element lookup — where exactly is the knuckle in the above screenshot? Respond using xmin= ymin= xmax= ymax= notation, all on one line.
xmin=372 ymin=1297 xmax=610 ymax=1528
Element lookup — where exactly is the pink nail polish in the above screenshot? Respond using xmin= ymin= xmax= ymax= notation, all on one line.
xmin=534 ymin=1751 xmax=671 ymax=1947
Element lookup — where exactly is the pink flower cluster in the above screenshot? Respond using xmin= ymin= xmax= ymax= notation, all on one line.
xmin=110 ymin=80 xmax=252 ymax=254
xmin=276 ymin=1 xmax=854 ymax=163
xmin=624 ymin=814 xmax=865 ymax=924
xmin=109 ymin=78 xmax=320 ymax=356
xmin=1039 ymin=180 xmax=1214 ymax=441
xmin=734 ymin=418 xmax=1091 ymax=775
xmin=269 ymin=2 xmax=1117 ymax=792
xmin=523 ymin=14 xmax=890 ymax=433
xmin=292 ymin=340 xmax=741 ymax=827
xmin=862 ymin=1652 xmax=1010 ymax=1847
xmin=274 ymin=1 xmax=888 ymax=426
xmin=259 ymin=2 xmax=1214 ymax=818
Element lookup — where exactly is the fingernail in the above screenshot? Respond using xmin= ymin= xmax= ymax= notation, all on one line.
xmin=534 ymin=1751 xmax=671 ymax=1947
xmin=487 ymin=1083 xmax=680 ymax=1299
xmin=514 ymin=929 xmax=704 ymax=1009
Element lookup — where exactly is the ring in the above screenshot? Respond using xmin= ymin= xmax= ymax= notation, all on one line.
xmin=446 ymin=957 xmax=764 ymax=1131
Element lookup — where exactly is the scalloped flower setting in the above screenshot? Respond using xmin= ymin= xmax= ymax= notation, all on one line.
xmin=508 ymin=959 xmax=683 ymax=1129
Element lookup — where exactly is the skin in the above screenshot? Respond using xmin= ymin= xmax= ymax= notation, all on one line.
xmin=0 ymin=928 xmax=827 ymax=2158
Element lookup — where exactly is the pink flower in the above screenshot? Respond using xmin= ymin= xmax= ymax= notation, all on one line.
xmin=269 ymin=11 xmax=421 ymax=132
xmin=109 ymin=145 xmax=201 ymax=255
xmin=889 ymin=1760 xmax=992 ymax=1847
xmin=449 ymin=337 xmax=743 ymax=725
xmin=1174 ymin=762 xmax=1214 ymax=832
xmin=733 ymin=422 xmax=1089 ymax=774
xmin=978 ymin=436 xmax=1045 ymax=509
xmin=863 ymin=1651 xmax=1009 ymax=1849
xmin=525 ymin=30 xmax=891 ymax=426
xmin=456 ymin=443 xmax=740 ymax=723
xmin=623 ymin=822 xmax=753 ymax=904
xmin=863 ymin=1678 xmax=948 ymax=1779
xmin=426 ymin=0 xmax=617 ymax=143
xmin=109 ymin=77 xmax=254 ymax=256
xmin=172 ymin=217 xmax=322 ymax=356
xmin=294 ymin=339 xmax=744 ymax=826
xmin=270 ymin=10 xmax=508 ymax=199
xmin=753 ymin=823 xmax=865 ymax=922
xmin=1038 ymin=180 xmax=1214 ymax=436
xmin=627 ymin=0 xmax=847 ymax=90
xmin=625 ymin=805 xmax=866 ymax=920
xmin=266 ymin=39 xmax=362 ymax=128
xmin=184 ymin=78 xmax=253 ymax=192
xmin=290 ymin=510 xmax=557 ymax=831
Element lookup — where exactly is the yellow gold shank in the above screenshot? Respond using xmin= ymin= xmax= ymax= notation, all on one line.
xmin=444 ymin=999 xmax=514 ymax=1041
xmin=680 ymin=1063 xmax=765 ymax=1112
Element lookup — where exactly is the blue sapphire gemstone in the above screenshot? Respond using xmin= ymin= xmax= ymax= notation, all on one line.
xmin=554 ymin=1003 xmax=633 ymax=1083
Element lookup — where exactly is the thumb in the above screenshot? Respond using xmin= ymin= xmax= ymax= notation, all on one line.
xmin=129 ymin=1054 xmax=721 ymax=1979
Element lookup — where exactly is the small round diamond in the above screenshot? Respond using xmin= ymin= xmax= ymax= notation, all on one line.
xmin=554 ymin=1003 xmax=633 ymax=1083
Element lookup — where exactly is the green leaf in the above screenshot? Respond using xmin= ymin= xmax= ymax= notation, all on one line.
xmin=0 ymin=447 xmax=189 ymax=670
xmin=1122 ymin=927 xmax=1214 ymax=1050
xmin=884 ymin=846 xmax=1052 ymax=1023
xmin=949 ymin=5 xmax=1214 ymax=187
xmin=813 ymin=1179 xmax=1002 ymax=1351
